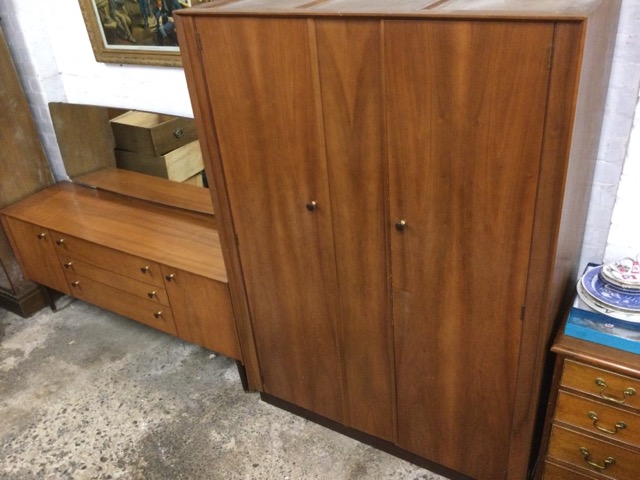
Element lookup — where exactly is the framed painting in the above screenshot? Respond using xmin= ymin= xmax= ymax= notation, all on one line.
xmin=79 ymin=0 xmax=210 ymax=67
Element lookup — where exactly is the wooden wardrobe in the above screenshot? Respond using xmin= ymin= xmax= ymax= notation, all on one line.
xmin=175 ymin=1 xmax=621 ymax=478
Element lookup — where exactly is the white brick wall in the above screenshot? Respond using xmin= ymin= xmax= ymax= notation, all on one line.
xmin=1 ymin=0 xmax=640 ymax=268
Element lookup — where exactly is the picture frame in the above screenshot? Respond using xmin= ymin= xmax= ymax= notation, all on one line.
xmin=79 ymin=0 xmax=208 ymax=67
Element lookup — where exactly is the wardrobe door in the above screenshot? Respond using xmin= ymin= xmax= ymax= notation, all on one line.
xmin=386 ymin=20 xmax=554 ymax=480
xmin=316 ymin=19 xmax=394 ymax=441
xmin=196 ymin=17 xmax=344 ymax=422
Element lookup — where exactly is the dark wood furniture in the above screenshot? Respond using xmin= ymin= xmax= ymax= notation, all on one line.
xmin=176 ymin=1 xmax=621 ymax=479
xmin=541 ymin=325 xmax=640 ymax=478
xmin=1 ymin=170 xmax=241 ymax=361
xmin=0 ymin=21 xmax=54 ymax=316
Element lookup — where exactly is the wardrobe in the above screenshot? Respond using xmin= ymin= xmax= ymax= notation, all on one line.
xmin=175 ymin=1 xmax=621 ymax=478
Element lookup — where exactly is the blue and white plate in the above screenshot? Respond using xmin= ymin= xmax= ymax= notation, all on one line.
xmin=581 ymin=265 xmax=640 ymax=313
xmin=577 ymin=281 xmax=640 ymax=323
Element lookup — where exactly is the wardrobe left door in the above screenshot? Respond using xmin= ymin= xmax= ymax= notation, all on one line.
xmin=195 ymin=16 xmax=345 ymax=423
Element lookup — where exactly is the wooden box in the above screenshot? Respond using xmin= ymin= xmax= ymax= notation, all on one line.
xmin=110 ymin=110 xmax=197 ymax=156
xmin=115 ymin=140 xmax=204 ymax=183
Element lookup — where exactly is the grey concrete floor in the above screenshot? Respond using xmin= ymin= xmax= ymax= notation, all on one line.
xmin=0 ymin=298 xmax=448 ymax=480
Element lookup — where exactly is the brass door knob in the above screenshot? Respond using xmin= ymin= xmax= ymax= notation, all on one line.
xmin=306 ymin=201 xmax=317 ymax=212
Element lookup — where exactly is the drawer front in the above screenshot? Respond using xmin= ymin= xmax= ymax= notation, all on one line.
xmin=556 ymin=391 xmax=640 ymax=448
xmin=548 ymin=425 xmax=640 ymax=479
xmin=544 ymin=461 xmax=597 ymax=479
xmin=67 ymin=274 xmax=177 ymax=336
xmin=51 ymin=231 xmax=164 ymax=287
xmin=60 ymin=255 xmax=170 ymax=306
xmin=561 ymin=360 xmax=640 ymax=410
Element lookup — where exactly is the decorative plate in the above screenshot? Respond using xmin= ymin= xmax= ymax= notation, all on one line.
xmin=577 ymin=280 xmax=640 ymax=324
xmin=581 ymin=265 xmax=640 ymax=313
xmin=600 ymin=255 xmax=640 ymax=289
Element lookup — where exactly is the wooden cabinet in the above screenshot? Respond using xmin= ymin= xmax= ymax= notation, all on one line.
xmin=0 ymin=22 xmax=54 ymax=316
xmin=1 ymin=175 xmax=242 ymax=361
xmin=543 ymin=339 xmax=640 ymax=479
xmin=176 ymin=1 xmax=621 ymax=479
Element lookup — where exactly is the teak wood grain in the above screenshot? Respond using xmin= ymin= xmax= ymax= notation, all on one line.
xmin=1 ymin=218 xmax=70 ymax=295
xmin=387 ymin=19 xmax=552 ymax=480
xmin=66 ymin=272 xmax=178 ymax=336
xmin=315 ymin=19 xmax=394 ymax=441
xmin=161 ymin=265 xmax=240 ymax=360
xmin=175 ymin=1 xmax=622 ymax=479
xmin=197 ymin=17 xmax=345 ymax=423
xmin=1 ymin=182 xmax=225 ymax=282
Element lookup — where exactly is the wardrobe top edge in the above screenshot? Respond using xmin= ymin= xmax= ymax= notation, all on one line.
xmin=176 ymin=0 xmax=606 ymax=20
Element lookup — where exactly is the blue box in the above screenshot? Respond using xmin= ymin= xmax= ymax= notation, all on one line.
xmin=565 ymin=295 xmax=640 ymax=354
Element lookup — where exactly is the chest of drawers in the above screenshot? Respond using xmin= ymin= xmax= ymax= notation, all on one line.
xmin=542 ymin=328 xmax=640 ymax=478
xmin=1 ymin=179 xmax=241 ymax=362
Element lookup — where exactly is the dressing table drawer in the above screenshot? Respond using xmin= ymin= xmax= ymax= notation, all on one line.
xmin=51 ymin=231 xmax=165 ymax=287
xmin=60 ymin=254 xmax=170 ymax=306
xmin=67 ymin=273 xmax=177 ymax=336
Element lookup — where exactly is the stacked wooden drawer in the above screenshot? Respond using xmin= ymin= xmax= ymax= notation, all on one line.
xmin=1 ymin=178 xmax=241 ymax=361
xmin=110 ymin=110 xmax=205 ymax=185
xmin=544 ymin=342 xmax=640 ymax=478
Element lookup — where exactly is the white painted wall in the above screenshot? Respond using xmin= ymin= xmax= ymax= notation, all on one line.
xmin=1 ymin=0 xmax=639 ymax=269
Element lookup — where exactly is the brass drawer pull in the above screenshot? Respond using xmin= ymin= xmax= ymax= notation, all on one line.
xmin=64 ymin=262 xmax=74 ymax=269
xmin=395 ymin=219 xmax=407 ymax=231
xmin=148 ymin=291 xmax=157 ymax=299
xmin=140 ymin=266 xmax=150 ymax=274
xmin=165 ymin=273 xmax=175 ymax=282
xmin=55 ymin=238 xmax=65 ymax=246
xmin=174 ymin=127 xmax=184 ymax=138
xmin=595 ymin=378 xmax=636 ymax=404
xmin=587 ymin=411 xmax=627 ymax=434
xmin=306 ymin=201 xmax=317 ymax=212
xmin=71 ymin=281 xmax=80 ymax=287
xmin=579 ymin=447 xmax=615 ymax=470
xmin=37 ymin=232 xmax=47 ymax=239
xmin=153 ymin=311 xmax=163 ymax=319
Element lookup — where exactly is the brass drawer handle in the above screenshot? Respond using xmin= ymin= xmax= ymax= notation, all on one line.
xmin=395 ymin=219 xmax=407 ymax=232
xmin=140 ymin=266 xmax=150 ymax=274
xmin=148 ymin=291 xmax=157 ymax=299
xmin=55 ymin=238 xmax=65 ymax=246
xmin=587 ymin=411 xmax=627 ymax=434
xmin=306 ymin=201 xmax=317 ymax=212
xmin=595 ymin=378 xmax=636 ymax=404
xmin=153 ymin=311 xmax=163 ymax=319
xmin=165 ymin=273 xmax=174 ymax=282
xmin=71 ymin=281 xmax=80 ymax=287
xmin=579 ymin=447 xmax=615 ymax=470
xmin=37 ymin=232 xmax=47 ymax=239
xmin=64 ymin=261 xmax=74 ymax=269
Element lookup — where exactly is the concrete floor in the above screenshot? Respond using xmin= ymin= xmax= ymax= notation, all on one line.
xmin=0 ymin=298 xmax=449 ymax=480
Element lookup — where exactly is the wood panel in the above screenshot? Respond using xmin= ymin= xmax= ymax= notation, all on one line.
xmin=197 ymin=17 xmax=344 ymax=422
xmin=386 ymin=20 xmax=554 ymax=480
xmin=161 ymin=265 xmax=241 ymax=360
xmin=315 ymin=19 xmax=394 ymax=441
